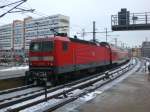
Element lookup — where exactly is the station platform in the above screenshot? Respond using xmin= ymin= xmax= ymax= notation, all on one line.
xmin=0 ymin=66 xmax=28 ymax=80
xmin=76 ymin=67 xmax=150 ymax=112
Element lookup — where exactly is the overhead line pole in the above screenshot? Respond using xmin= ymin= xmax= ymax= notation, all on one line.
xmin=105 ymin=28 xmax=108 ymax=42
xmin=93 ymin=21 xmax=96 ymax=42
xmin=77 ymin=21 xmax=113 ymax=42
xmin=114 ymin=38 xmax=118 ymax=46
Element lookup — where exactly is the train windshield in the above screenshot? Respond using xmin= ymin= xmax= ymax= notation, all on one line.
xmin=30 ymin=41 xmax=54 ymax=52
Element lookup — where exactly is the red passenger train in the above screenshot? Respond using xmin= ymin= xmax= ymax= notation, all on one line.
xmin=25 ymin=34 xmax=130 ymax=84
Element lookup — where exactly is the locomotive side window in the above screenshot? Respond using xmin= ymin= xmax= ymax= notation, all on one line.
xmin=62 ymin=42 xmax=68 ymax=51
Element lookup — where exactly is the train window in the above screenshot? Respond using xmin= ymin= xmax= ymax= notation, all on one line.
xmin=62 ymin=42 xmax=68 ymax=51
xmin=30 ymin=42 xmax=41 ymax=52
xmin=42 ymin=41 xmax=54 ymax=52
xmin=30 ymin=41 xmax=54 ymax=52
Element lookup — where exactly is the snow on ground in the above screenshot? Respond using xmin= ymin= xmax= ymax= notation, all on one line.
xmin=0 ymin=66 xmax=28 ymax=72
xmin=20 ymin=89 xmax=83 ymax=112
xmin=0 ymin=87 xmax=73 ymax=112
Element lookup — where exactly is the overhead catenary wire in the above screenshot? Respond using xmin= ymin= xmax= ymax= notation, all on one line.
xmin=0 ymin=0 xmax=83 ymax=34
xmin=0 ymin=0 xmax=114 ymax=42
xmin=0 ymin=0 xmax=34 ymax=18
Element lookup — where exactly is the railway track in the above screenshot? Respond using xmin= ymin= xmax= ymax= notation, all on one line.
xmin=0 ymin=84 xmax=55 ymax=108
xmin=0 ymin=84 xmax=34 ymax=95
xmin=43 ymin=60 xmax=138 ymax=112
xmin=135 ymin=57 xmax=149 ymax=73
xmin=0 ymin=59 xmax=138 ymax=112
xmin=135 ymin=60 xmax=142 ymax=72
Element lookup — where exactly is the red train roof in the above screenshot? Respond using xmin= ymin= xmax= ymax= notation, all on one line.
xmin=31 ymin=36 xmax=98 ymax=46
xmin=31 ymin=36 xmax=70 ymax=42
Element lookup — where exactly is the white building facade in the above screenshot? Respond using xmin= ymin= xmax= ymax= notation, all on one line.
xmin=0 ymin=24 xmax=13 ymax=58
xmin=0 ymin=14 xmax=69 ymax=59
xmin=24 ymin=14 xmax=69 ymax=49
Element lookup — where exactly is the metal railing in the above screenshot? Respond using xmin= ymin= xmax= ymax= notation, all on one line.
xmin=111 ymin=12 xmax=150 ymax=26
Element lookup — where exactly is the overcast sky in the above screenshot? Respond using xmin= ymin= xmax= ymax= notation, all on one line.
xmin=0 ymin=0 xmax=150 ymax=47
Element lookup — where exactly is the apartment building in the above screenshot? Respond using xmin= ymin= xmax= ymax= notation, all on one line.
xmin=0 ymin=23 xmax=13 ymax=58
xmin=132 ymin=47 xmax=141 ymax=57
xmin=13 ymin=20 xmax=24 ymax=56
xmin=24 ymin=14 xmax=69 ymax=50
xmin=0 ymin=14 xmax=70 ymax=59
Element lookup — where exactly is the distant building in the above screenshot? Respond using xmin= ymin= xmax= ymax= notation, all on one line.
xmin=13 ymin=20 xmax=24 ymax=56
xmin=132 ymin=47 xmax=141 ymax=57
xmin=0 ymin=23 xmax=13 ymax=58
xmin=141 ymin=41 xmax=150 ymax=58
xmin=0 ymin=14 xmax=70 ymax=59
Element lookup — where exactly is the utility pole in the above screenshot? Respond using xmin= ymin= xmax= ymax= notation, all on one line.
xmin=105 ymin=28 xmax=108 ymax=42
xmin=77 ymin=22 xmax=113 ymax=43
xmin=76 ymin=29 xmax=85 ymax=40
xmin=114 ymin=38 xmax=118 ymax=46
xmin=122 ymin=43 xmax=125 ymax=48
xmin=82 ymin=29 xmax=85 ymax=40
xmin=93 ymin=21 xmax=96 ymax=42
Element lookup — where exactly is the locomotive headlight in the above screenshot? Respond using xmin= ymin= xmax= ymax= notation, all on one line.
xmin=43 ymin=56 xmax=54 ymax=61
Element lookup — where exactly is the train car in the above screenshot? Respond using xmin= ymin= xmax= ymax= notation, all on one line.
xmin=99 ymin=42 xmax=129 ymax=66
xmin=25 ymin=35 xmax=129 ymax=84
xmin=110 ymin=45 xmax=129 ymax=65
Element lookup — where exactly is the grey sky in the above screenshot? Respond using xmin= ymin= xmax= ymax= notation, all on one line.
xmin=0 ymin=0 xmax=150 ymax=47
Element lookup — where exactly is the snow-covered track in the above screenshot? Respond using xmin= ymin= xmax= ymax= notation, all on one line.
xmin=0 ymin=84 xmax=34 ymax=96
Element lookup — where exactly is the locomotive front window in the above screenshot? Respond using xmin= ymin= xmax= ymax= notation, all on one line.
xmin=30 ymin=42 xmax=41 ymax=52
xmin=42 ymin=41 xmax=54 ymax=52
xmin=30 ymin=41 xmax=54 ymax=52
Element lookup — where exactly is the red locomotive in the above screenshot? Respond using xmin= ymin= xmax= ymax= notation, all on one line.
xmin=25 ymin=34 xmax=129 ymax=85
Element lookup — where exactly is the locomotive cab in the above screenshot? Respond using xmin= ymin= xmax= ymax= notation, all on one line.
xmin=26 ymin=38 xmax=55 ymax=84
xmin=26 ymin=36 xmax=71 ymax=85
xmin=29 ymin=40 xmax=54 ymax=67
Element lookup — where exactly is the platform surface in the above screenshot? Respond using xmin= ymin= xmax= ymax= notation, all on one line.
xmin=75 ymin=70 xmax=150 ymax=112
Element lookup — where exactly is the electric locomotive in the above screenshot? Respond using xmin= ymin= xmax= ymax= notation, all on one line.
xmin=25 ymin=34 xmax=129 ymax=85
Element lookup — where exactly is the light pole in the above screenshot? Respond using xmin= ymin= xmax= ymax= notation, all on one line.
xmin=105 ymin=28 xmax=108 ymax=42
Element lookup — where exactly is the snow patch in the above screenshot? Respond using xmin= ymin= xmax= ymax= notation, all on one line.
xmin=0 ymin=66 xmax=28 ymax=72
xmin=80 ymin=91 xmax=102 ymax=102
